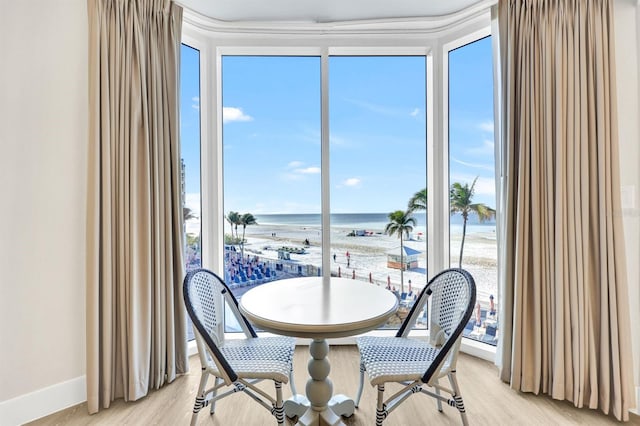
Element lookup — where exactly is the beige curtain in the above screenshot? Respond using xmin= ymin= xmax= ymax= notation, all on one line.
xmin=86 ymin=0 xmax=187 ymax=414
xmin=495 ymin=0 xmax=635 ymax=421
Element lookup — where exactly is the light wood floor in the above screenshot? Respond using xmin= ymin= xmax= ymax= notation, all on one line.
xmin=28 ymin=346 xmax=639 ymax=426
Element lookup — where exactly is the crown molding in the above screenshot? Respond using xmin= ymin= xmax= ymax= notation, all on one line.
xmin=179 ymin=0 xmax=496 ymax=38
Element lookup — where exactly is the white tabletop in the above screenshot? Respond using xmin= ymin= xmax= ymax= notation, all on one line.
xmin=239 ymin=276 xmax=398 ymax=339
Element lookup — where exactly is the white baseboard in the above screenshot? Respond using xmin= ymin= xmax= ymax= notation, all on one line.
xmin=0 ymin=376 xmax=86 ymax=426
xmin=631 ymin=386 xmax=640 ymax=415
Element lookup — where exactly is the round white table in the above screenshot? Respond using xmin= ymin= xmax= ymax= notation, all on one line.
xmin=239 ymin=276 xmax=398 ymax=426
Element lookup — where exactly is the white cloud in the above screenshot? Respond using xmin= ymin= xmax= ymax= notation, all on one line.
xmin=282 ymin=162 xmax=320 ymax=181
xmin=330 ymin=134 xmax=348 ymax=146
xmin=282 ymin=173 xmax=304 ymax=181
xmin=346 ymin=98 xmax=397 ymax=116
xmin=410 ymin=108 xmax=420 ymax=117
xmin=223 ymin=107 xmax=253 ymax=123
xmin=450 ymin=174 xmax=496 ymax=198
xmin=465 ymin=139 xmax=495 ymax=156
xmin=451 ymin=157 xmax=494 ymax=171
xmin=295 ymin=167 xmax=321 ymax=174
xmin=343 ymin=178 xmax=361 ymax=187
xmin=191 ymin=96 xmax=200 ymax=111
xmin=478 ymin=120 xmax=494 ymax=133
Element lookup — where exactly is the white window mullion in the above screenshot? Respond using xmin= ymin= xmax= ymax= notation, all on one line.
xmin=321 ymin=49 xmax=331 ymax=280
xmin=427 ymin=42 xmax=449 ymax=277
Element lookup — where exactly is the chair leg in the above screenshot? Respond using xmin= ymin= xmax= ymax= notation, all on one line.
xmin=191 ymin=369 xmax=209 ymax=426
xmin=273 ymin=381 xmax=285 ymax=426
xmin=355 ymin=363 xmax=365 ymax=408
xmin=448 ymin=371 xmax=468 ymax=426
xmin=433 ymin=376 xmax=443 ymax=412
xmin=376 ymin=384 xmax=387 ymax=426
xmin=289 ymin=367 xmax=298 ymax=396
xmin=210 ymin=377 xmax=222 ymax=414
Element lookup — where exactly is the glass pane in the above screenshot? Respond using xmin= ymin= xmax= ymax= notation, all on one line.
xmin=221 ymin=56 xmax=321 ymax=331
xmin=180 ymin=44 xmax=201 ymax=341
xmin=329 ymin=56 xmax=427 ymax=329
xmin=448 ymin=37 xmax=498 ymax=345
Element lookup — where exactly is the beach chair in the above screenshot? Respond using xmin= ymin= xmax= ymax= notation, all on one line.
xmin=399 ymin=292 xmax=410 ymax=308
xmin=355 ymin=268 xmax=476 ymax=426
xmin=183 ymin=268 xmax=297 ymax=425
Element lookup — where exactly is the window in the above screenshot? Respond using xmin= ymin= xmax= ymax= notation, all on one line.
xmin=221 ymin=56 xmax=321 ymax=333
xmin=181 ymin=13 xmax=497 ymax=356
xmin=219 ymin=53 xmax=428 ymax=330
xmin=447 ymin=36 xmax=498 ymax=346
xmin=180 ymin=43 xmax=201 ymax=340
xmin=329 ymin=56 xmax=427 ymax=328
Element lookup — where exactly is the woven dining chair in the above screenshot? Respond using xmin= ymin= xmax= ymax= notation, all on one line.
xmin=355 ymin=268 xmax=476 ymax=426
xmin=183 ymin=268 xmax=297 ymax=425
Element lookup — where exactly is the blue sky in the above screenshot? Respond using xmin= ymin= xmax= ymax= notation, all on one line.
xmin=180 ymin=37 xmax=494 ymax=218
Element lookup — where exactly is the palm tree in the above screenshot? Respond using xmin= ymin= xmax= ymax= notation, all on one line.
xmin=183 ymin=207 xmax=197 ymax=221
xmin=240 ymin=213 xmax=257 ymax=243
xmin=450 ymin=177 xmax=496 ymax=267
xmin=407 ymin=188 xmax=427 ymax=212
xmin=384 ymin=210 xmax=416 ymax=294
xmin=239 ymin=213 xmax=258 ymax=258
xmin=226 ymin=211 xmax=241 ymax=241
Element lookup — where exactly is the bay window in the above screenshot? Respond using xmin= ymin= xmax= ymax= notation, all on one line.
xmin=180 ymin=11 xmax=497 ymax=356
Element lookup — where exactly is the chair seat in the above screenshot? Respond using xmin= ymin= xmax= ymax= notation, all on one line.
xmin=207 ymin=337 xmax=295 ymax=383
xmin=354 ymin=269 xmax=475 ymax=426
xmin=357 ymin=336 xmax=449 ymax=385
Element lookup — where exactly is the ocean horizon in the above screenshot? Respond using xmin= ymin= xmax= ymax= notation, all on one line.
xmin=253 ymin=212 xmax=496 ymax=236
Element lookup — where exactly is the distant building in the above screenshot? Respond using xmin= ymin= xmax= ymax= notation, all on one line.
xmin=386 ymin=246 xmax=421 ymax=270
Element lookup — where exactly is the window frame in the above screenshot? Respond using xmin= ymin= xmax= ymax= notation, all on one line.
xmin=181 ymin=10 xmax=497 ymax=361
xmin=442 ymin=26 xmax=497 ymax=360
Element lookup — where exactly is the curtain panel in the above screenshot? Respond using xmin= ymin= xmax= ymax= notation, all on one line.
xmin=495 ymin=0 xmax=635 ymax=421
xmin=87 ymin=0 xmax=187 ymax=413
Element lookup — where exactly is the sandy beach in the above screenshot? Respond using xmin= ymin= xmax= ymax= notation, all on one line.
xmin=236 ymin=222 xmax=498 ymax=310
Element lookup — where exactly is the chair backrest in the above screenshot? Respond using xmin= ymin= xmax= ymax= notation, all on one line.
xmin=396 ymin=268 xmax=476 ymax=384
xmin=183 ymin=268 xmax=257 ymax=383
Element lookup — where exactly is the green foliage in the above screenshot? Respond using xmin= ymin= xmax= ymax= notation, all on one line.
xmin=186 ymin=233 xmax=200 ymax=247
xmin=183 ymin=207 xmax=197 ymax=221
xmin=224 ymin=233 xmax=241 ymax=245
xmin=385 ymin=210 xmax=417 ymax=293
xmin=407 ymin=188 xmax=427 ymax=212
xmin=450 ymin=177 xmax=496 ymax=267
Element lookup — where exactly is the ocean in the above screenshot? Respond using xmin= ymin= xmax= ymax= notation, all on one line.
xmin=253 ymin=212 xmax=496 ymax=236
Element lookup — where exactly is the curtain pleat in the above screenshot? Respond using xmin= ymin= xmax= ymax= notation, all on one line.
xmin=87 ymin=0 xmax=187 ymax=414
xmin=495 ymin=0 xmax=635 ymax=420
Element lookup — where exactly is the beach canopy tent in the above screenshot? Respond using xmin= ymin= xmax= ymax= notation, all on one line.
xmin=387 ymin=246 xmax=421 ymax=270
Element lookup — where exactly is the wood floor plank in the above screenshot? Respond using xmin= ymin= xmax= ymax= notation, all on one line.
xmin=27 ymin=346 xmax=639 ymax=426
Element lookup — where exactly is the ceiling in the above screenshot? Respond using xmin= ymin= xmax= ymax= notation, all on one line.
xmin=178 ymin=0 xmax=489 ymax=23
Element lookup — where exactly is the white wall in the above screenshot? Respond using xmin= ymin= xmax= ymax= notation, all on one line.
xmin=614 ymin=0 xmax=640 ymax=405
xmin=0 ymin=0 xmax=637 ymax=424
xmin=0 ymin=0 xmax=88 ymax=423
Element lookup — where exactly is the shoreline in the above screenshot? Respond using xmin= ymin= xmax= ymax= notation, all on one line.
xmin=234 ymin=222 xmax=498 ymax=307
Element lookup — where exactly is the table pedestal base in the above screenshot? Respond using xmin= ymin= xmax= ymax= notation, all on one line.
xmin=284 ymin=339 xmax=356 ymax=425
xmin=285 ymin=394 xmax=355 ymax=426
